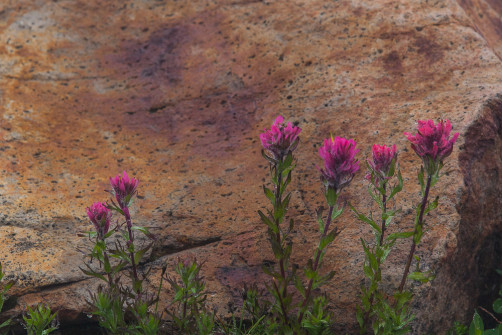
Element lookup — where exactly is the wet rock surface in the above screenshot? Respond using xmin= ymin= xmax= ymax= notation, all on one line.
xmin=0 ymin=0 xmax=501 ymax=333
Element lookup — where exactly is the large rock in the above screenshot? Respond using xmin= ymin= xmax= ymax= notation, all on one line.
xmin=0 ymin=0 xmax=501 ymax=333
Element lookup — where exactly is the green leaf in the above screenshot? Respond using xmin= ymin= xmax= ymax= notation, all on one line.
xmin=283 ymin=242 xmax=293 ymax=260
xmin=319 ymin=230 xmax=337 ymax=250
xmin=418 ymin=166 xmax=425 ymax=196
xmin=281 ymin=171 xmax=292 ymax=197
xmin=317 ymin=208 xmax=325 ymax=233
xmin=0 ymin=319 xmax=10 ymax=329
xmin=387 ymin=231 xmax=414 ymax=241
xmin=388 ymin=156 xmax=397 ymax=177
xmin=304 ymin=267 xmax=316 ymax=280
xmin=469 ymin=311 xmax=484 ymax=335
xmin=108 ymin=203 xmax=125 ymax=216
xmin=103 ymin=230 xmax=115 ymax=239
xmin=270 ymin=238 xmax=283 ymax=260
xmin=361 ymin=239 xmax=378 ymax=272
xmin=288 ymin=218 xmax=294 ymax=234
xmin=380 ymin=242 xmax=395 ymax=263
xmin=368 ymin=252 xmax=378 ymax=272
xmin=425 ymin=196 xmax=439 ymax=215
xmin=331 ymin=205 xmax=344 ymax=221
xmin=133 ymin=278 xmax=143 ymax=293
xmin=263 ymin=186 xmax=276 ymax=206
xmin=360 ymin=238 xmax=370 ymax=257
xmin=413 ymin=224 xmax=423 ymax=244
xmin=80 ymin=267 xmax=107 ymax=282
xmin=363 ymin=264 xmax=373 ymax=279
xmin=273 ymin=204 xmax=284 ymax=221
xmin=3 ymin=280 xmax=13 ymax=292
xmin=294 ymin=276 xmax=305 ymax=297
xmin=356 ymin=305 xmax=364 ymax=328
xmin=312 ymin=270 xmax=335 ymax=290
xmin=368 ymin=185 xmax=384 ymax=210
xmin=261 ymin=149 xmax=277 ymax=164
xmin=131 ymin=225 xmax=152 ymax=237
xmin=134 ymin=245 xmax=151 ymax=265
xmin=325 ymin=187 xmax=338 ymax=207
xmin=408 ymin=271 xmax=432 ymax=283
xmin=494 ymin=298 xmax=502 ymax=314
xmin=258 ymin=210 xmax=277 ymax=233
xmin=388 ymin=169 xmax=403 ymax=201
xmin=350 ymin=204 xmax=380 ymax=234
xmin=280 ymin=152 xmax=293 ymax=172
xmin=282 ymin=192 xmax=292 ymax=212
xmin=103 ymin=257 xmax=111 ymax=273
xmin=431 ymin=164 xmax=441 ymax=187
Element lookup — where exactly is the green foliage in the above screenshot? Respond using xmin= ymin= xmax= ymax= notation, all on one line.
xmin=469 ymin=270 xmax=502 ymax=335
xmin=301 ymin=296 xmax=333 ymax=335
xmin=469 ymin=311 xmax=485 ymax=335
xmin=447 ymin=321 xmax=468 ymax=335
xmin=259 ymin=151 xmax=300 ymax=333
xmin=260 ymin=148 xmax=342 ymax=334
xmin=0 ymin=262 xmax=13 ymax=333
xmin=353 ymin=165 xmax=413 ymax=334
xmin=217 ymin=286 xmax=271 ymax=335
xmin=370 ymin=292 xmax=414 ymax=335
xmin=23 ymin=304 xmax=58 ymax=335
xmin=295 ymin=191 xmax=343 ymax=330
xmin=131 ymin=301 xmax=161 ymax=335
xmin=165 ymin=258 xmax=215 ymax=335
xmin=90 ymin=288 xmax=129 ymax=334
xmin=81 ymin=176 xmax=160 ymax=334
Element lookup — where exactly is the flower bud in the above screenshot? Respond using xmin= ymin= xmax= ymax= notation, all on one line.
xmin=110 ymin=171 xmax=139 ymax=209
xmin=404 ymin=119 xmax=459 ymax=175
xmin=86 ymin=202 xmax=111 ymax=238
xmin=260 ymin=116 xmax=301 ymax=161
xmin=318 ymin=135 xmax=359 ymax=192
xmin=367 ymin=144 xmax=397 ymax=185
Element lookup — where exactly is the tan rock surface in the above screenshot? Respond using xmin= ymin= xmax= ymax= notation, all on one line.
xmin=0 ymin=0 xmax=501 ymax=333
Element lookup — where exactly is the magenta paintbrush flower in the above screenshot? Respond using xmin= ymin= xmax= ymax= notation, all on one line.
xmin=367 ymin=144 xmax=397 ymax=182
xmin=404 ymin=119 xmax=459 ymax=174
xmin=318 ymin=135 xmax=360 ymax=191
xmin=260 ymin=116 xmax=301 ymax=160
xmin=110 ymin=171 xmax=139 ymax=208
xmin=86 ymin=201 xmax=111 ymax=238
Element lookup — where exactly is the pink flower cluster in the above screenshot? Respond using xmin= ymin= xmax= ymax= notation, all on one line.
xmin=404 ymin=119 xmax=459 ymax=174
xmin=367 ymin=144 xmax=397 ymax=183
xmin=86 ymin=202 xmax=111 ymax=238
xmin=260 ymin=116 xmax=301 ymax=160
xmin=110 ymin=171 xmax=139 ymax=208
xmin=404 ymin=119 xmax=458 ymax=162
xmin=318 ymin=135 xmax=360 ymax=191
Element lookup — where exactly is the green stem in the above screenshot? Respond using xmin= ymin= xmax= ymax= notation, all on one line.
xmin=273 ymin=162 xmax=292 ymax=328
xmin=398 ymin=175 xmax=432 ymax=293
xmin=274 ymin=168 xmax=287 ymax=294
xmin=298 ymin=204 xmax=335 ymax=325
xmin=122 ymin=206 xmax=140 ymax=295
xmin=363 ymin=183 xmax=387 ymax=330
xmin=379 ymin=183 xmax=387 ymax=246
xmin=272 ymin=278 xmax=290 ymax=327
xmin=103 ymin=248 xmax=114 ymax=290
xmin=154 ymin=272 xmax=164 ymax=315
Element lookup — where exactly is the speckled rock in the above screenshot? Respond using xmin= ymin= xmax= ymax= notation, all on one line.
xmin=0 ymin=0 xmax=502 ymax=333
